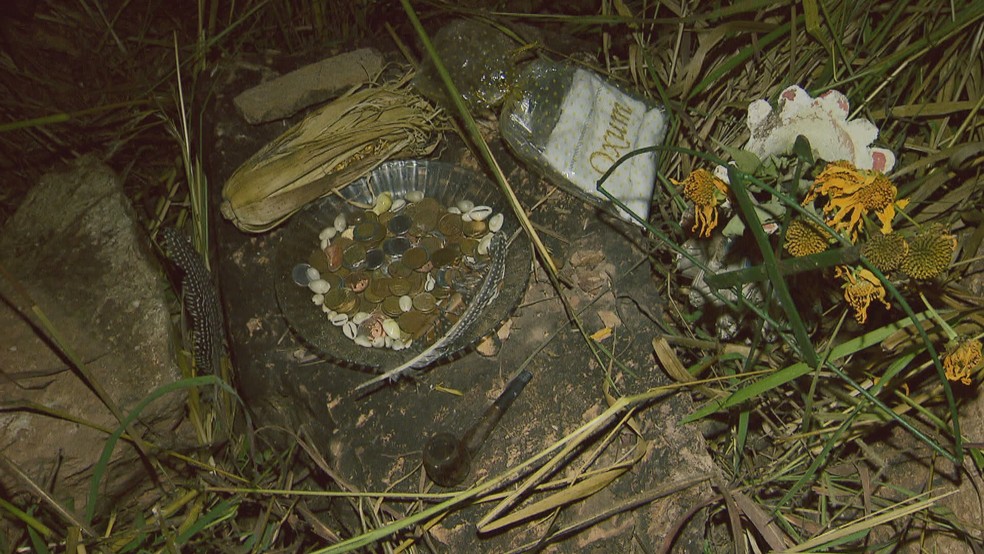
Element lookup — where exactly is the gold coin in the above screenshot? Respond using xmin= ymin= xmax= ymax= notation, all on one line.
xmin=388 ymin=260 xmax=412 ymax=279
xmin=353 ymin=221 xmax=376 ymax=242
xmin=382 ymin=295 xmax=404 ymax=317
xmin=363 ymin=285 xmax=386 ymax=304
xmin=407 ymin=272 xmax=425 ymax=294
xmin=324 ymin=287 xmax=345 ymax=310
xmin=402 ymin=246 xmax=429 ymax=270
xmin=389 ymin=277 xmax=412 ymax=296
xmin=419 ymin=235 xmax=444 ymax=254
xmin=377 ymin=211 xmax=394 ymax=227
xmin=398 ymin=310 xmax=437 ymax=338
xmin=460 ymin=238 xmax=479 ymax=257
xmin=342 ymin=243 xmax=367 ymax=269
xmin=369 ymin=275 xmax=391 ymax=297
xmin=431 ymin=286 xmax=451 ymax=300
xmin=308 ymin=248 xmax=330 ymax=275
xmin=336 ymin=291 xmax=359 ymax=314
xmin=410 ymin=204 xmax=440 ymax=235
xmin=463 ymin=219 xmax=488 ymax=238
xmin=430 ymin=247 xmax=459 ymax=268
xmin=412 ymin=292 xmax=438 ymax=313
xmin=437 ymin=213 xmax=463 ymax=237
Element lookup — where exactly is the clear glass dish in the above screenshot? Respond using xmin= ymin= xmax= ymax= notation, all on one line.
xmin=275 ymin=160 xmax=533 ymax=372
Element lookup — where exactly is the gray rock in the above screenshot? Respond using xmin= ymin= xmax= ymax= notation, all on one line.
xmin=233 ymin=47 xmax=384 ymax=124
xmin=0 ymin=156 xmax=193 ymax=521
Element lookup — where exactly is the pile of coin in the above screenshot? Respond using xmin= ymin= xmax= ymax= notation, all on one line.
xmin=293 ymin=191 xmax=504 ymax=351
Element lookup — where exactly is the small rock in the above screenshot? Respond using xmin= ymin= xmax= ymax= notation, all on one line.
xmin=234 ymin=48 xmax=384 ymax=124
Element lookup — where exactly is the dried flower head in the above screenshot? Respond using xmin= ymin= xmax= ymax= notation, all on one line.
xmin=900 ymin=225 xmax=957 ymax=280
xmin=803 ymin=161 xmax=909 ymax=242
xmin=672 ymin=169 xmax=730 ymax=238
xmin=835 ymin=265 xmax=891 ymax=324
xmin=943 ymin=338 xmax=982 ymax=386
xmin=860 ymin=232 xmax=908 ymax=273
xmin=784 ymin=217 xmax=832 ymax=257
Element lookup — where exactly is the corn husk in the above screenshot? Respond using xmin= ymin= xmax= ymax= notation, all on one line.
xmin=220 ymin=77 xmax=446 ymax=232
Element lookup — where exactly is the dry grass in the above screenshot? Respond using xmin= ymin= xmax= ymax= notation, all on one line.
xmin=1 ymin=0 xmax=982 ymax=552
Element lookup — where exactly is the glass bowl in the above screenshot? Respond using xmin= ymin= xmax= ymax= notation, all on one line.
xmin=275 ymin=160 xmax=533 ymax=372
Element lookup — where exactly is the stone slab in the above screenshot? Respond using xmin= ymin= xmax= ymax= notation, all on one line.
xmin=0 ymin=156 xmax=193 ymax=520
xmin=233 ymin=47 xmax=384 ymax=124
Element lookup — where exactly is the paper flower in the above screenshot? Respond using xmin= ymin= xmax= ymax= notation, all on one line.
xmin=835 ymin=265 xmax=891 ymax=324
xmin=784 ymin=217 xmax=832 ymax=257
xmin=944 ymin=338 xmax=982 ymax=386
xmin=860 ymin=232 xmax=908 ymax=273
xmin=672 ymin=168 xmax=730 ymax=237
xmin=803 ymin=161 xmax=909 ymax=242
xmin=900 ymin=224 xmax=957 ymax=280
xmin=745 ymin=85 xmax=895 ymax=172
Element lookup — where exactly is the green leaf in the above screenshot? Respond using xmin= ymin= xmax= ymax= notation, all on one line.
xmin=683 ymin=310 xmax=931 ymax=422
xmin=792 ymin=134 xmax=815 ymax=164
xmin=720 ymin=144 xmax=762 ymax=174
xmin=721 ymin=214 xmax=746 ymax=237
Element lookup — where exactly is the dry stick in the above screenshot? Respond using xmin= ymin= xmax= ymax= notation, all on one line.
xmin=399 ymin=0 xmax=558 ymax=280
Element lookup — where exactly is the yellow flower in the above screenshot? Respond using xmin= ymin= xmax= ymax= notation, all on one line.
xmin=860 ymin=232 xmax=908 ymax=273
xmin=803 ymin=161 xmax=909 ymax=242
xmin=672 ymin=169 xmax=729 ymax=238
xmin=835 ymin=265 xmax=891 ymax=324
xmin=900 ymin=224 xmax=957 ymax=280
xmin=943 ymin=338 xmax=982 ymax=386
xmin=784 ymin=217 xmax=832 ymax=257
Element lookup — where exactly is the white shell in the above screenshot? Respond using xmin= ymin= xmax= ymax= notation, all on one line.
xmin=319 ymin=226 xmax=338 ymax=241
xmin=390 ymin=198 xmax=407 ymax=212
xmin=342 ymin=321 xmax=358 ymax=339
xmin=322 ymin=304 xmax=333 ymax=313
xmin=383 ymin=318 xmax=402 ymax=340
xmin=399 ymin=295 xmax=413 ymax=312
xmin=456 ymin=199 xmax=474 ymax=212
xmin=305 ymin=266 xmax=321 ymax=282
xmin=330 ymin=313 xmax=349 ymax=326
xmin=488 ymin=213 xmax=504 ymax=233
xmin=333 ymin=213 xmax=347 ymax=233
xmin=477 ymin=233 xmax=493 ymax=256
xmin=424 ymin=274 xmax=436 ymax=292
xmin=311 ymin=293 xmax=324 ymax=306
xmin=447 ymin=206 xmax=461 ymax=215
xmin=354 ymin=335 xmax=373 ymax=347
xmin=372 ymin=192 xmax=392 ymax=215
xmin=308 ymin=279 xmax=331 ymax=294
xmin=405 ymin=190 xmax=424 ymax=203
xmin=461 ymin=212 xmax=473 ymax=222
xmin=371 ymin=336 xmax=386 ymax=348
xmin=352 ymin=311 xmax=371 ymax=325
xmin=469 ymin=205 xmax=493 ymax=221
xmin=320 ymin=238 xmax=329 ymax=250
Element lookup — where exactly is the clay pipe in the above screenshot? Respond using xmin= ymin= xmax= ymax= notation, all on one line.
xmin=423 ymin=369 xmax=533 ymax=487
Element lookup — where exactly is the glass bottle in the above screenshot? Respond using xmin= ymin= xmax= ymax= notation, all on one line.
xmin=499 ymin=59 xmax=667 ymax=224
